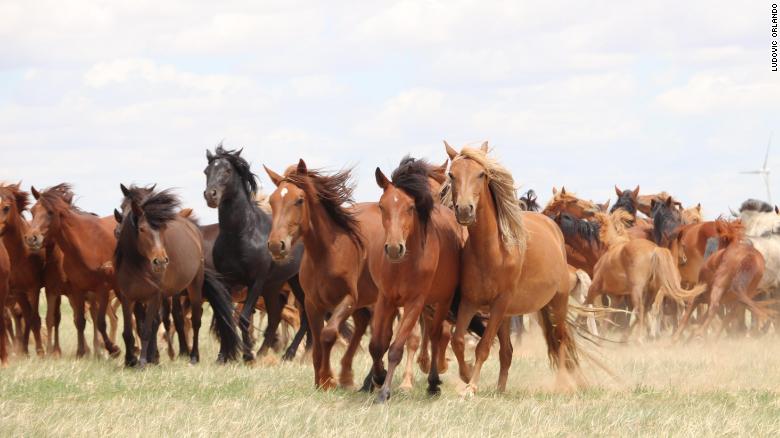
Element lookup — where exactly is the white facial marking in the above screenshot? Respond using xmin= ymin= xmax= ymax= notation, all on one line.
xmin=281 ymin=187 xmax=288 ymax=198
xmin=394 ymin=196 xmax=398 ymax=203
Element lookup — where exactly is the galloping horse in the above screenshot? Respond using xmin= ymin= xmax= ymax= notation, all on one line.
xmin=204 ymin=145 xmax=306 ymax=362
xmin=264 ymin=160 xmax=379 ymax=389
xmin=542 ymin=188 xmax=601 ymax=276
xmin=25 ymin=184 xmax=120 ymax=358
xmin=443 ymin=142 xmax=579 ymax=395
xmin=366 ymin=157 xmax=462 ymax=402
xmin=586 ymin=210 xmax=704 ymax=340
xmin=114 ymin=188 xmax=240 ymax=366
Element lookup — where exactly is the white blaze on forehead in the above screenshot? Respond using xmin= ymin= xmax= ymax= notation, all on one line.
xmin=394 ymin=196 xmax=398 ymax=203
xmin=280 ymin=187 xmax=288 ymax=198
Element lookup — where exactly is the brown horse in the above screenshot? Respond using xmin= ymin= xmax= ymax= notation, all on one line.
xmin=586 ymin=210 xmax=704 ymax=340
xmin=264 ymin=160 xmax=379 ymax=389
xmin=25 ymin=184 xmax=120 ymax=358
xmin=682 ymin=204 xmax=703 ymax=224
xmin=676 ymin=221 xmax=720 ymax=288
xmin=366 ymin=156 xmax=462 ymax=402
xmin=114 ymin=188 xmax=240 ymax=366
xmin=0 ymin=203 xmax=10 ymax=365
xmin=443 ymin=142 xmax=579 ymax=395
xmin=674 ymin=219 xmax=769 ymax=339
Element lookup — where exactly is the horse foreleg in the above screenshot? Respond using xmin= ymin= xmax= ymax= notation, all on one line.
xmin=363 ymin=297 xmax=394 ymax=393
xmin=283 ymin=276 xmax=309 ymax=361
xmin=400 ymin=316 xmax=421 ymax=390
xmin=305 ymin=300 xmax=325 ymax=388
xmin=45 ymin=289 xmax=62 ymax=357
xmin=318 ymin=294 xmax=355 ymax=390
xmin=376 ymin=296 xmax=425 ymax=403
xmin=25 ymin=289 xmax=44 ymax=357
xmin=95 ymin=290 xmax=120 ymax=358
xmin=496 ymin=318 xmax=513 ymax=393
xmin=672 ymin=296 xmax=700 ymax=343
xmin=171 ymin=294 xmax=190 ymax=358
xmin=463 ymin=296 xmax=509 ymax=397
xmin=339 ymin=307 xmax=370 ymax=389
xmin=119 ymin=295 xmax=138 ymax=367
xmin=189 ymin=291 xmax=203 ymax=365
xmin=451 ymin=299 xmax=479 ymax=384
xmin=426 ymin=301 xmax=450 ymax=396
xmin=417 ymin=315 xmax=431 ymax=373
xmin=0 ymin=283 xmax=8 ymax=366
xmin=108 ymin=294 xmax=120 ymax=344
xmin=139 ymin=297 xmax=160 ymax=368
xmin=68 ymin=293 xmax=88 ymax=358
xmin=161 ymin=297 xmax=175 ymax=361
xmin=257 ymin=285 xmax=284 ymax=358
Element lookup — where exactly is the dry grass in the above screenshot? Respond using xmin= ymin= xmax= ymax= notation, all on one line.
xmin=2 ymin=307 xmax=780 ymax=437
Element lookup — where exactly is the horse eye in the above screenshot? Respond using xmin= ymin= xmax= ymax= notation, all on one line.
xmin=295 ymin=198 xmax=304 ymax=206
xmin=478 ymin=171 xmax=485 ymax=178
xmin=448 ymin=172 xmax=455 ymax=180
xmin=2 ymin=206 xmax=8 ymax=213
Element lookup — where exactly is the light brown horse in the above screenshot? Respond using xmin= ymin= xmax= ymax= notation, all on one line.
xmin=676 ymin=221 xmax=720 ymax=288
xmin=114 ymin=188 xmax=240 ymax=366
xmin=674 ymin=219 xmax=769 ymax=340
xmin=367 ymin=156 xmax=463 ymax=402
xmin=264 ymin=160 xmax=379 ymax=389
xmin=25 ymin=184 xmax=120 ymax=358
xmin=586 ymin=210 xmax=704 ymax=340
xmin=443 ymin=142 xmax=578 ymax=395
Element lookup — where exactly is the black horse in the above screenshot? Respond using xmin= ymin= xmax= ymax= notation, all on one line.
xmin=204 ymin=145 xmax=309 ymax=362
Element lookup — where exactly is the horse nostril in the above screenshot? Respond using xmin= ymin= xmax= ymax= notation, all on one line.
xmin=469 ymin=204 xmax=474 ymax=213
xmin=399 ymin=243 xmax=405 ymax=254
xmin=210 ymin=189 xmax=217 ymax=197
xmin=163 ymin=257 xmax=169 ymax=264
xmin=279 ymin=240 xmax=286 ymax=251
xmin=384 ymin=244 xmax=390 ymax=255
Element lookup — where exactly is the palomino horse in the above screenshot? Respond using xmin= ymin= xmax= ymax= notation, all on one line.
xmin=264 ymin=160 xmax=379 ymax=389
xmin=682 ymin=204 xmax=703 ymax=224
xmin=366 ymin=157 xmax=462 ymax=402
xmin=443 ymin=142 xmax=579 ymax=395
xmin=204 ymin=145 xmax=307 ymax=362
xmin=586 ymin=210 xmax=704 ymax=340
xmin=674 ymin=219 xmax=768 ymax=340
xmin=114 ymin=188 xmax=240 ymax=366
xmin=25 ymin=184 xmax=120 ymax=358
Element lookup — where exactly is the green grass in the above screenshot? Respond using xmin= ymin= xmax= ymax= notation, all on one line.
xmin=2 ymin=305 xmax=780 ymax=437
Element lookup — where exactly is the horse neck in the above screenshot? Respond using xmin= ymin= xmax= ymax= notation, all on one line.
xmin=55 ymin=210 xmax=111 ymax=269
xmin=1 ymin=212 xmax=31 ymax=260
xmin=300 ymin=189 xmax=341 ymax=257
xmin=466 ymin=185 xmax=503 ymax=255
xmin=218 ymin=187 xmax=265 ymax=234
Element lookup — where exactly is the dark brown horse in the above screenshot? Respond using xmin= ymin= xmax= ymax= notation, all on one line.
xmin=265 ymin=160 xmax=379 ymax=389
xmin=25 ymin=184 xmax=120 ymax=358
xmin=114 ymin=188 xmax=240 ymax=366
xmin=366 ymin=157 xmax=462 ymax=402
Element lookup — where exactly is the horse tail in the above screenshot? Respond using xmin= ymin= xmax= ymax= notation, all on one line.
xmin=538 ymin=303 xmax=579 ymax=372
xmin=570 ymin=269 xmax=592 ymax=303
xmin=448 ymin=286 xmax=486 ymax=338
xmin=651 ymin=248 xmax=706 ymax=305
xmin=202 ymin=270 xmax=241 ymax=361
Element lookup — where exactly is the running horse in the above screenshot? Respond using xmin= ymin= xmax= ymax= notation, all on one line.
xmin=114 ymin=188 xmax=240 ymax=366
xmin=25 ymin=184 xmax=120 ymax=358
xmin=366 ymin=156 xmax=462 ymax=402
xmin=264 ymin=160 xmax=379 ymax=389
xmin=204 ymin=145 xmax=307 ymax=362
xmin=443 ymin=141 xmax=580 ymax=395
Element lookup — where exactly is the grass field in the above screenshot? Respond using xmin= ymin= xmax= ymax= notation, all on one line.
xmin=2 ymin=306 xmax=780 ymax=437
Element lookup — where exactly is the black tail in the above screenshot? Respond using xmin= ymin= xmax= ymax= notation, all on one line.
xmin=202 ymin=270 xmax=241 ymax=361
xmin=448 ymin=287 xmax=486 ymax=338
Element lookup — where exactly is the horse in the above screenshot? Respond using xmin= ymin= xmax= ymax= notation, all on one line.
xmin=204 ymin=145 xmax=307 ymax=362
xmin=25 ymin=184 xmax=120 ymax=358
xmin=443 ymin=141 xmax=580 ymax=395
xmin=0 ymin=183 xmax=46 ymax=357
xmin=682 ymin=203 xmax=703 ymax=224
xmin=114 ymin=188 xmax=240 ymax=366
xmin=0 ymin=205 xmax=11 ymax=365
xmin=586 ymin=210 xmax=704 ymax=340
xmin=739 ymin=199 xmax=780 ymax=296
xmin=611 ymin=185 xmax=640 ymax=219
xmin=518 ymin=189 xmax=540 ymax=212
xmin=542 ymin=188 xmax=602 ymax=276
xmin=264 ymin=160 xmax=379 ymax=389
xmin=365 ymin=156 xmax=462 ymax=402
xmin=552 ymin=211 xmax=605 ymax=277
xmin=651 ymin=196 xmax=683 ymax=249
xmin=674 ymin=219 xmax=769 ymax=340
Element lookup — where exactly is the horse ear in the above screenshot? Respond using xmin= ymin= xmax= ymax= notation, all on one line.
xmin=375 ymin=168 xmax=390 ymax=190
xmin=600 ymin=200 xmax=611 ymax=212
xmin=665 ymin=196 xmax=673 ymax=207
xmin=236 ymin=148 xmax=243 ymax=156
xmin=614 ymin=185 xmax=622 ymax=197
xmin=561 ymin=186 xmax=567 ymax=195
xmin=632 ymin=185 xmax=640 ymax=198
xmin=552 ymin=187 xmax=558 ymax=196
xmin=436 ymin=159 xmax=448 ymax=173
xmin=480 ymin=141 xmax=489 ymax=152
xmin=31 ymin=186 xmax=40 ymax=200
xmin=113 ymin=209 xmax=123 ymax=224
xmin=696 ymin=203 xmax=702 ymax=212
xmin=263 ymin=165 xmax=284 ymax=187
xmin=444 ymin=141 xmax=458 ymax=160
xmin=150 ymin=184 xmax=157 ymax=192
xmin=775 ymin=205 xmax=779 ymax=215
xmin=120 ymin=183 xmax=130 ymax=198
xmin=297 ymin=159 xmax=308 ymax=175
xmin=206 ymin=149 xmax=214 ymax=162
xmin=131 ymin=201 xmax=143 ymax=218
xmin=650 ymin=199 xmax=657 ymax=210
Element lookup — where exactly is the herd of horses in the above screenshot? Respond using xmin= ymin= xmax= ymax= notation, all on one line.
xmin=1 ymin=141 xmax=779 ymax=402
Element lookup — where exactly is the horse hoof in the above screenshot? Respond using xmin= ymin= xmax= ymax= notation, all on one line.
xmin=189 ymin=357 xmax=199 ymax=365
xmin=399 ymin=382 xmax=413 ymax=392
xmin=50 ymin=349 xmax=62 ymax=359
xmin=109 ymin=348 xmax=121 ymax=359
xmin=427 ymin=385 xmax=442 ymax=397
xmin=281 ymin=350 xmax=296 ymax=362
xmin=460 ymin=384 xmax=477 ymax=398
xmin=375 ymin=388 xmax=391 ymax=404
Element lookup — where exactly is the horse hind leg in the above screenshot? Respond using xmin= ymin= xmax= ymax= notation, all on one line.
xmin=26 ymin=289 xmax=45 ymax=357
xmin=496 ymin=318 xmax=513 ymax=392
xmin=161 ymin=297 xmax=175 ymax=361
xmin=339 ymin=308 xmax=370 ymax=390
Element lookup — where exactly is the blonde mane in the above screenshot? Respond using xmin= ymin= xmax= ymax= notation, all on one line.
xmin=542 ymin=189 xmax=597 ymax=215
xmin=442 ymin=146 xmax=527 ymax=247
xmin=593 ymin=210 xmax=633 ymax=247
xmin=254 ymin=191 xmax=272 ymax=214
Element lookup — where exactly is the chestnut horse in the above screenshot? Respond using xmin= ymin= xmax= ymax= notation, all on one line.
xmin=586 ymin=210 xmax=704 ymax=340
xmin=0 ymin=206 xmax=10 ymax=365
xmin=114 ymin=188 xmax=240 ymax=366
xmin=26 ymin=184 xmax=120 ymax=358
xmin=265 ymin=160 xmax=379 ymax=389
xmin=366 ymin=157 xmax=462 ymax=402
xmin=674 ymin=219 xmax=768 ymax=339
xmin=443 ymin=142 xmax=579 ymax=395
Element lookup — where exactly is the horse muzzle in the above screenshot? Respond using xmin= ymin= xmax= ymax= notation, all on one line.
xmin=204 ymin=189 xmax=221 ymax=208
xmin=24 ymin=234 xmax=43 ymax=253
xmin=384 ymin=242 xmax=406 ymax=263
xmin=268 ymin=237 xmax=292 ymax=262
xmin=151 ymin=256 xmax=169 ymax=273
xmin=455 ymin=204 xmax=475 ymax=225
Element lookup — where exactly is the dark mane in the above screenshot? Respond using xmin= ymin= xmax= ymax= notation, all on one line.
xmin=391 ymin=156 xmax=435 ymax=234
xmin=652 ymin=198 xmax=682 ymax=247
xmin=0 ymin=184 xmax=30 ymax=212
xmin=121 ymin=184 xmax=156 ymax=210
xmin=555 ymin=213 xmax=601 ymax=247
xmin=519 ymin=189 xmax=540 ymax=212
xmin=284 ymin=167 xmax=363 ymax=250
xmin=38 ymin=183 xmax=96 ymax=216
xmin=739 ymin=199 xmax=773 ymax=213
xmin=209 ymin=143 xmax=258 ymax=197
xmin=611 ymin=188 xmax=637 ymax=216
xmin=138 ymin=189 xmax=181 ymax=230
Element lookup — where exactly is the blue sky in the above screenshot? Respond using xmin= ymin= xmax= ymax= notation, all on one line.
xmin=1 ymin=1 xmax=777 ymax=223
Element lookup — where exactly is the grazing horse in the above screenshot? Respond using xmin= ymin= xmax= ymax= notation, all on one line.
xmin=25 ymin=184 xmax=120 ymax=358
xmin=204 ymin=145 xmax=306 ymax=362
xmin=366 ymin=157 xmax=462 ymax=402
xmin=586 ymin=210 xmax=704 ymax=340
xmin=674 ymin=219 xmax=768 ymax=339
xmin=443 ymin=142 xmax=579 ymax=395
xmin=114 ymin=189 xmax=240 ymax=366
xmin=264 ymin=160 xmax=379 ymax=389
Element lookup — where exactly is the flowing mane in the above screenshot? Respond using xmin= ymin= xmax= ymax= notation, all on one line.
xmin=120 ymin=184 xmax=156 ymax=211
xmin=714 ymin=218 xmax=744 ymax=247
xmin=0 ymin=182 xmax=30 ymax=212
xmin=116 ymin=189 xmax=182 ymax=270
xmin=554 ymin=213 xmax=601 ymax=247
xmin=390 ymin=156 xmax=435 ymax=233
xmin=593 ymin=210 xmax=633 ymax=247
xmin=37 ymin=183 xmax=96 ymax=216
xmin=208 ymin=144 xmax=258 ymax=198
xmin=442 ymin=146 xmax=526 ymax=246
xmin=542 ymin=188 xmax=597 ymax=215
xmin=283 ymin=166 xmax=363 ymax=250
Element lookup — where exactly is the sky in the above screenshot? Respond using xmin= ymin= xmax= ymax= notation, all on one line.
xmin=1 ymin=0 xmax=778 ymax=223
